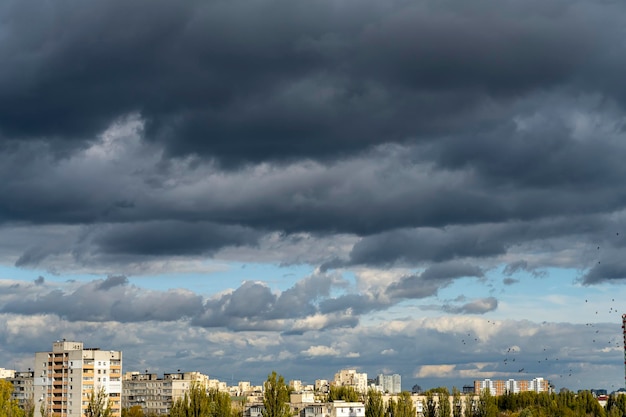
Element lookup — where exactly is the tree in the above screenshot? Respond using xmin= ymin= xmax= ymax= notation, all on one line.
xmin=121 ymin=406 xmax=144 ymax=417
xmin=452 ymin=388 xmax=462 ymax=417
xmin=0 ymin=380 xmax=24 ymax=417
xmin=170 ymin=384 xmax=232 ymax=417
xmin=424 ymin=391 xmax=437 ymax=417
xmin=392 ymin=392 xmax=415 ymax=417
xmin=85 ymin=388 xmax=112 ymax=417
xmin=262 ymin=372 xmax=291 ymax=417
xmin=475 ymin=390 xmax=497 ymax=417
xmin=365 ymin=390 xmax=384 ymax=417
xmin=328 ymin=386 xmax=360 ymax=402
xmin=438 ymin=389 xmax=451 ymax=417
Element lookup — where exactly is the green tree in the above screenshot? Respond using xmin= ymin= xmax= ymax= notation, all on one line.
xmin=475 ymin=390 xmax=497 ymax=417
xmin=438 ymin=389 xmax=451 ymax=417
xmin=328 ymin=386 xmax=360 ymax=402
xmin=121 ymin=406 xmax=144 ymax=417
xmin=452 ymin=388 xmax=462 ymax=417
xmin=424 ymin=392 xmax=437 ymax=417
xmin=85 ymin=388 xmax=112 ymax=417
xmin=365 ymin=390 xmax=384 ymax=417
xmin=262 ymin=372 xmax=291 ymax=417
xmin=0 ymin=380 xmax=24 ymax=417
xmin=392 ymin=392 xmax=415 ymax=417
xmin=463 ymin=395 xmax=474 ymax=417
xmin=169 ymin=384 xmax=231 ymax=417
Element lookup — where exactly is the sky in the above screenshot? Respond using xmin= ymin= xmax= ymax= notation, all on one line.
xmin=1 ymin=0 xmax=626 ymax=394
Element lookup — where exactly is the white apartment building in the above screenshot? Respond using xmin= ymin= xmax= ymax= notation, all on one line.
xmin=375 ymin=374 xmax=401 ymax=394
xmin=34 ymin=340 xmax=122 ymax=417
xmin=333 ymin=370 xmax=368 ymax=394
xmin=0 ymin=367 xmax=16 ymax=379
xmin=8 ymin=371 xmax=35 ymax=409
xmin=122 ymin=371 xmax=210 ymax=415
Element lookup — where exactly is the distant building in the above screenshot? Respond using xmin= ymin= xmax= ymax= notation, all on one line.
xmin=0 ymin=368 xmax=16 ymax=379
xmin=375 ymin=374 xmax=401 ymax=394
xmin=329 ymin=401 xmax=365 ymax=417
xmin=34 ymin=340 xmax=122 ymax=417
xmin=122 ymin=371 xmax=210 ymax=415
xmin=474 ymin=378 xmax=551 ymax=396
xmin=333 ymin=370 xmax=368 ymax=394
xmin=7 ymin=370 xmax=35 ymax=409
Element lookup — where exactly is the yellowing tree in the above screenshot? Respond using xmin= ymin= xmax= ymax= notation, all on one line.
xmin=0 ymin=380 xmax=24 ymax=417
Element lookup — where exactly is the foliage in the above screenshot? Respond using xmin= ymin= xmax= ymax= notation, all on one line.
xmin=122 ymin=406 xmax=144 ymax=417
xmin=0 ymin=380 xmax=24 ymax=417
xmin=424 ymin=391 xmax=437 ymax=417
xmin=452 ymin=388 xmax=462 ymax=417
xmin=169 ymin=384 xmax=232 ymax=417
xmin=475 ymin=389 xmax=497 ymax=417
xmin=328 ymin=386 xmax=360 ymax=402
xmin=262 ymin=372 xmax=291 ymax=417
xmin=365 ymin=390 xmax=384 ymax=417
xmin=85 ymin=388 xmax=113 ymax=417
xmin=392 ymin=392 xmax=415 ymax=417
xmin=438 ymin=389 xmax=452 ymax=417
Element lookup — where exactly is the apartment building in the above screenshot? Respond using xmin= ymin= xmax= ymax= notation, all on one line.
xmin=121 ymin=371 xmax=210 ymax=415
xmin=375 ymin=374 xmax=402 ymax=394
xmin=7 ymin=370 xmax=35 ymax=409
xmin=333 ymin=370 xmax=368 ymax=394
xmin=34 ymin=340 xmax=122 ymax=417
xmin=474 ymin=377 xmax=551 ymax=396
xmin=0 ymin=367 xmax=15 ymax=379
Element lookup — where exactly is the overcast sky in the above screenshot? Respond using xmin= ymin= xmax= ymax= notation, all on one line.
xmin=2 ymin=0 xmax=626 ymax=393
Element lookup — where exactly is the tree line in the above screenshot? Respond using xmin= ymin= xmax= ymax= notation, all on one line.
xmin=4 ymin=375 xmax=626 ymax=417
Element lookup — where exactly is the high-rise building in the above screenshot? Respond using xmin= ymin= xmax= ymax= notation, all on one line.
xmin=7 ymin=370 xmax=35 ymax=409
xmin=34 ymin=340 xmax=122 ymax=417
xmin=474 ymin=378 xmax=550 ymax=396
xmin=375 ymin=374 xmax=401 ymax=394
xmin=333 ymin=369 xmax=368 ymax=394
xmin=122 ymin=371 xmax=210 ymax=415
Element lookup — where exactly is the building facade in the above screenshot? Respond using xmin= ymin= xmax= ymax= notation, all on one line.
xmin=474 ymin=378 xmax=551 ymax=396
xmin=121 ymin=371 xmax=210 ymax=415
xmin=8 ymin=371 xmax=35 ymax=410
xmin=333 ymin=370 xmax=368 ymax=394
xmin=375 ymin=374 xmax=402 ymax=394
xmin=34 ymin=340 xmax=122 ymax=417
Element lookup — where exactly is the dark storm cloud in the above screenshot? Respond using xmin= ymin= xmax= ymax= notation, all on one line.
xmin=386 ymin=263 xmax=483 ymax=300
xmin=580 ymin=258 xmax=626 ymax=285
xmin=1 ymin=0 xmax=625 ymax=165
xmin=96 ymin=275 xmax=128 ymax=290
xmin=192 ymin=274 xmax=354 ymax=330
xmin=0 ymin=277 xmax=203 ymax=322
xmin=91 ymin=221 xmax=263 ymax=256
xmin=337 ymin=215 xmax=618 ymax=268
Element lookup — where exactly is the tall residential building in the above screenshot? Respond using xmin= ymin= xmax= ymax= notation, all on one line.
xmin=34 ymin=340 xmax=122 ymax=417
xmin=333 ymin=370 xmax=368 ymax=394
xmin=375 ymin=374 xmax=401 ymax=394
xmin=122 ymin=371 xmax=210 ymax=415
xmin=474 ymin=378 xmax=550 ymax=396
xmin=0 ymin=367 xmax=16 ymax=379
xmin=8 ymin=371 xmax=35 ymax=409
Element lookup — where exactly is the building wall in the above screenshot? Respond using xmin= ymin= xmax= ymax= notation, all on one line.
xmin=121 ymin=371 xmax=210 ymax=415
xmin=474 ymin=378 xmax=550 ymax=396
xmin=333 ymin=370 xmax=368 ymax=394
xmin=7 ymin=371 xmax=35 ymax=409
xmin=34 ymin=341 xmax=122 ymax=417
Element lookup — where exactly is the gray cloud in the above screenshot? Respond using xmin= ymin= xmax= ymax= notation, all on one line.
xmin=443 ymin=297 xmax=498 ymax=314
xmin=1 ymin=278 xmax=203 ymax=322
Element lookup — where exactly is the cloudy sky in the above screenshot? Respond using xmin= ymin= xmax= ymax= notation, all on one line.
xmin=2 ymin=0 xmax=626 ymax=393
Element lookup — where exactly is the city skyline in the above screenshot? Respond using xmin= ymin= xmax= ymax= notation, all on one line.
xmin=2 ymin=0 xmax=626 ymax=394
